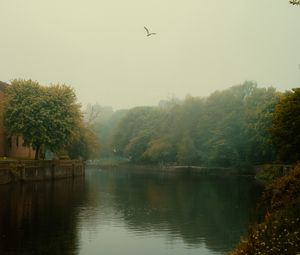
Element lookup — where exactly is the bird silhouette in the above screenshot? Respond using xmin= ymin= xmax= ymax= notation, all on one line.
xmin=144 ymin=26 xmax=156 ymax=37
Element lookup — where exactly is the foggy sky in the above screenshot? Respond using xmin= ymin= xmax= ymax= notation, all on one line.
xmin=1 ymin=0 xmax=300 ymax=109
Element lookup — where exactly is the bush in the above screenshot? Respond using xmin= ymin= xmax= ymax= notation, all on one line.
xmin=230 ymin=163 xmax=300 ymax=255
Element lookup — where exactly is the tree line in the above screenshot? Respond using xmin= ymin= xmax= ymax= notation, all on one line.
xmin=5 ymin=79 xmax=298 ymax=165
xmin=90 ymin=81 xmax=299 ymax=168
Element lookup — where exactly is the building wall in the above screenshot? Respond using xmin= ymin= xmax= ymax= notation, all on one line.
xmin=6 ymin=136 xmax=35 ymax=159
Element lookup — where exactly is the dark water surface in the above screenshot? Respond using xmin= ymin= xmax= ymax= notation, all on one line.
xmin=0 ymin=167 xmax=263 ymax=255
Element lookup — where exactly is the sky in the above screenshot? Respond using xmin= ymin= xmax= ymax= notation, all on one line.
xmin=1 ymin=0 xmax=300 ymax=110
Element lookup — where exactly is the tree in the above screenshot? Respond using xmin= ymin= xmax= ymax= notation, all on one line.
xmin=142 ymin=138 xmax=174 ymax=163
xmin=243 ymin=87 xmax=280 ymax=164
xmin=4 ymin=79 xmax=82 ymax=159
xmin=107 ymin=82 xmax=280 ymax=169
xmin=112 ymin=107 xmax=163 ymax=161
xmin=289 ymin=0 xmax=300 ymax=5
xmin=67 ymin=124 xmax=100 ymax=160
xmin=176 ymin=133 xmax=199 ymax=165
xmin=271 ymin=88 xmax=300 ymax=162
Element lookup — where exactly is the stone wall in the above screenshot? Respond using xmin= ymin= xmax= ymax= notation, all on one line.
xmin=0 ymin=160 xmax=85 ymax=185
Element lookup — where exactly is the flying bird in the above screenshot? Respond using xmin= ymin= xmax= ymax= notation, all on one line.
xmin=144 ymin=26 xmax=156 ymax=37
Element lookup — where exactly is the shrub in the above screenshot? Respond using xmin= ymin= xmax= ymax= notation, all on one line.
xmin=230 ymin=163 xmax=300 ymax=255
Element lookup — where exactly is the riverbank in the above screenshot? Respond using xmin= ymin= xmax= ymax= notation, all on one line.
xmin=254 ymin=164 xmax=293 ymax=184
xmin=229 ymin=163 xmax=300 ymax=255
xmin=0 ymin=160 xmax=85 ymax=184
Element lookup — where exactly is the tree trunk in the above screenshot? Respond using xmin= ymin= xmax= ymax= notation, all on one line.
xmin=35 ymin=144 xmax=40 ymax=160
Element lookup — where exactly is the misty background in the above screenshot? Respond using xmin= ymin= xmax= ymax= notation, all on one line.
xmin=1 ymin=0 xmax=300 ymax=109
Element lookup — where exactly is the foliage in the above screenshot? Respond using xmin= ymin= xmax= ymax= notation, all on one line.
xmin=262 ymin=164 xmax=300 ymax=211
xmin=271 ymin=88 xmax=300 ymax=162
xmin=176 ymin=133 xmax=199 ymax=165
xmin=255 ymin=164 xmax=291 ymax=184
xmin=110 ymin=82 xmax=279 ymax=168
xmin=66 ymin=124 xmax=100 ymax=160
xmin=85 ymin=106 xmax=128 ymax=158
xmin=230 ymin=164 xmax=300 ymax=255
xmin=289 ymin=0 xmax=300 ymax=5
xmin=113 ymin=107 xmax=165 ymax=162
xmin=4 ymin=79 xmax=82 ymax=159
xmin=142 ymin=138 xmax=174 ymax=163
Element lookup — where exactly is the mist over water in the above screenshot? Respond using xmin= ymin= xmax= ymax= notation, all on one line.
xmin=0 ymin=167 xmax=263 ymax=255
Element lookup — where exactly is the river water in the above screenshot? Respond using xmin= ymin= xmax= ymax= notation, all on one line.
xmin=0 ymin=167 xmax=263 ymax=255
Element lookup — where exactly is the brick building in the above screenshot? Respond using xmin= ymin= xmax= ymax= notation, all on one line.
xmin=0 ymin=81 xmax=7 ymax=156
xmin=0 ymin=81 xmax=35 ymax=159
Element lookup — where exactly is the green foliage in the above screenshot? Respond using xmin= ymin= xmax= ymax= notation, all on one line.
xmin=67 ymin=125 xmax=100 ymax=160
xmin=113 ymin=107 xmax=165 ymax=162
xmin=271 ymin=88 xmax=300 ymax=162
xmin=176 ymin=133 xmax=199 ymax=165
xmin=143 ymin=138 xmax=175 ymax=163
xmin=110 ymin=81 xmax=279 ymax=168
xmin=244 ymin=87 xmax=280 ymax=164
xmin=4 ymin=79 xmax=82 ymax=159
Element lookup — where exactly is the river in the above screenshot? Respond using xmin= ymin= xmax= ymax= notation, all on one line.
xmin=0 ymin=166 xmax=263 ymax=255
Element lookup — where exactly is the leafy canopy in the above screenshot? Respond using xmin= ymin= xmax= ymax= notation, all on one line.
xmin=271 ymin=88 xmax=300 ymax=162
xmin=111 ymin=82 xmax=280 ymax=167
xmin=4 ymin=79 xmax=82 ymax=158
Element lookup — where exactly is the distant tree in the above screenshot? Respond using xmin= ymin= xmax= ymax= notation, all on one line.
xmin=112 ymin=107 xmax=163 ymax=161
xmin=67 ymin=124 xmax=100 ymax=160
xmin=176 ymin=133 xmax=199 ymax=165
xmin=143 ymin=138 xmax=174 ymax=163
xmin=271 ymin=88 xmax=300 ymax=162
xmin=243 ymin=87 xmax=280 ymax=164
xmin=108 ymin=82 xmax=280 ymax=169
xmin=84 ymin=104 xmax=113 ymax=127
xmin=4 ymin=79 xmax=82 ymax=159
xmin=124 ymin=130 xmax=152 ymax=162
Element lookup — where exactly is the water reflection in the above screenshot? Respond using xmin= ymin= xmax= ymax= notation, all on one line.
xmin=0 ymin=167 xmax=263 ymax=255
xmin=81 ymin=168 xmax=262 ymax=254
xmin=0 ymin=178 xmax=85 ymax=255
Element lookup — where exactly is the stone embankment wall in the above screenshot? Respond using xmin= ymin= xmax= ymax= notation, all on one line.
xmin=0 ymin=160 xmax=85 ymax=185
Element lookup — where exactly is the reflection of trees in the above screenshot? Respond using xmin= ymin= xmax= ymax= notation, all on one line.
xmin=0 ymin=178 xmax=85 ymax=255
xmin=0 ymin=168 xmax=262 ymax=254
xmin=90 ymin=169 xmax=262 ymax=253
